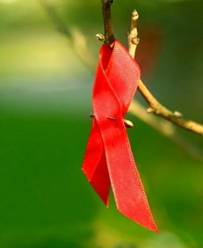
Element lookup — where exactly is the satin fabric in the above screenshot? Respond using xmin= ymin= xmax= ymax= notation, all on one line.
xmin=82 ymin=40 xmax=158 ymax=232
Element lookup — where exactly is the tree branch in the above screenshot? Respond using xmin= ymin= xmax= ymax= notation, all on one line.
xmin=39 ymin=0 xmax=203 ymax=161
xmin=127 ymin=9 xmax=203 ymax=136
xmin=102 ymin=1 xmax=203 ymax=136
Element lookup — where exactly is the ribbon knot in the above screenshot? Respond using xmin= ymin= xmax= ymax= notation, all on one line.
xmin=82 ymin=40 xmax=158 ymax=232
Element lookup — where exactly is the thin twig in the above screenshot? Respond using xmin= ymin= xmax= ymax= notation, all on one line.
xmin=39 ymin=0 xmax=203 ymax=161
xmin=128 ymin=10 xmax=140 ymax=58
xmin=138 ymin=80 xmax=203 ymax=136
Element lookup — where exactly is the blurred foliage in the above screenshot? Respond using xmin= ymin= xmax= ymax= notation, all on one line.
xmin=0 ymin=0 xmax=202 ymax=248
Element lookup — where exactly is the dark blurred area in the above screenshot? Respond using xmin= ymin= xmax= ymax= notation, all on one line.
xmin=0 ymin=0 xmax=202 ymax=247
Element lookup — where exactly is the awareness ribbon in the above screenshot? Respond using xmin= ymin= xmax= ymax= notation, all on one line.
xmin=82 ymin=40 xmax=158 ymax=232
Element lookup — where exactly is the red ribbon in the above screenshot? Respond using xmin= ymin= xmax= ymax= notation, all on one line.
xmin=82 ymin=40 xmax=158 ymax=232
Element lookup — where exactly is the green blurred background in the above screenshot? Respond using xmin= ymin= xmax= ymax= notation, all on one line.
xmin=0 ymin=0 xmax=203 ymax=247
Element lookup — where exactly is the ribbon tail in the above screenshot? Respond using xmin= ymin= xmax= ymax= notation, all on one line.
xmin=102 ymin=120 xmax=158 ymax=232
xmin=82 ymin=120 xmax=110 ymax=205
